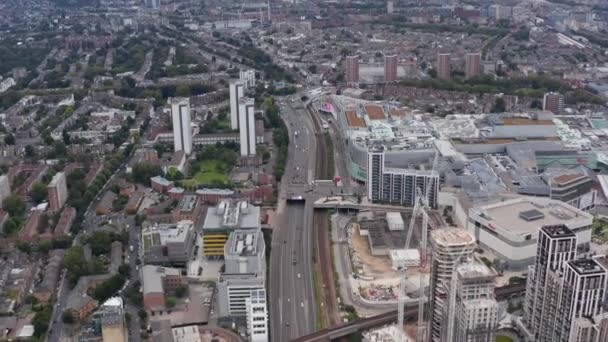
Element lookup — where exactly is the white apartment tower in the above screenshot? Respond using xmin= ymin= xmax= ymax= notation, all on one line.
xmin=238 ymin=97 xmax=256 ymax=157
xmin=524 ymin=224 xmax=577 ymax=341
xmin=429 ymin=228 xmax=476 ymax=342
xmin=367 ymin=145 xmax=439 ymax=208
xmin=443 ymin=258 xmax=499 ymax=342
xmin=246 ymin=289 xmax=269 ymax=342
xmin=170 ymin=97 xmax=192 ymax=155
xmin=240 ymin=70 xmax=256 ymax=89
xmin=229 ymin=80 xmax=245 ymax=130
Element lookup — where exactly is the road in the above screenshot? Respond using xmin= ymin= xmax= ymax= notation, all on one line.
xmin=47 ymin=151 xmax=139 ymax=342
xmin=269 ymin=96 xmax=318 ymax=341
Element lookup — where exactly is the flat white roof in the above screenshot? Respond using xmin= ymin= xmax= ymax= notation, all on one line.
xmin=470 ymin=197 xmax=592 ymax=236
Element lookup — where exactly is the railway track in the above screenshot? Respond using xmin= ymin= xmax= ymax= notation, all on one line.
xmin=306 ymin=102 xmax=342 ymax=329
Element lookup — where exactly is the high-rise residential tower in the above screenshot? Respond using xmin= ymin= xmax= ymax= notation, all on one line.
xmin=384 ymin=54 xmax=398 ymax=82
xmin=345 ymin=55 xmax=360 ymax=85
xmin=524 ymin=224 xmax=577 ymax=341
xmin=543 ymin=92 xmax=564 ymax=114
xmin=443 ymin=258 xmax=499 ymax=342
xmin=429 ymin=228 xmax=476 ymax=342
xmin=229 ymin=80 xmax=245 ymax=130
xmin=240 ymin=70 xmax=256 ymax=89
xmin=238 ymin=97 xmax=256 ymax=157
xmin=170 ymin=97 xmax=192 ymax=155
xmin=554 ymin=257 xmax=608 ymax=342
xmin=48 ymin=172 xmax=68 ymax=213
xmin=437 ymin=53 xmax=452 ymax=80
xmin=465 ymin=53 xmax=481 ymax=79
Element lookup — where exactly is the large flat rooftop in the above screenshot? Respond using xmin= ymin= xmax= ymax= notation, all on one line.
xmin=202 ymin=200 xmax=260 ymax=230
xmin=471 ymin=197 xmax=592 ymax=235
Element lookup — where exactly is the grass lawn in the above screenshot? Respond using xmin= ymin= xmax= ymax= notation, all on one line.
xmin=181 ymin=160 xmax=229 ymax=188
xmin=496 ymin=336 xmax=514 ymax=342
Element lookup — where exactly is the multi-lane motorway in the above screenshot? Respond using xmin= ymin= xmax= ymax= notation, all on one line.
xmin=269 ymin=97 xmax=319 ymax=341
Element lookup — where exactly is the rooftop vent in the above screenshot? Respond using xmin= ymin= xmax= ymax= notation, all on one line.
xmin=519 ymin=209 xmax=545 ymax=221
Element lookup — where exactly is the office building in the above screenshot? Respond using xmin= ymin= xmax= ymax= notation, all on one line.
xmin=387 ymin=0 xmax=394 ymax=13
xmin=170 ymin=97 xmax=192 ymax=155
xmin=464 ymin=53 xmax=481 ymax=79
xmin=429 ymin=229 xmax=476 ymax=342
xmin=543 ymin=92 xmax=564 ymax=114
xmin=467 ymin=197 xmax=592 ymax=269
xmin=141 ymin=220 xmax=196 ymax=266
xmin=238 ymin=97 xmax=256 ymax=157
xmin=367 ymin=145 xmax=439 ymax=208
xmin=0 ymin=175 xmax=10 ymax=205
xmin=523 ymin=224 xmax=577 ymax=341
xmin=202 ymin=200 xmax=260 ymax=257
xmin=217 ymin=273 xmax=265 ymax=317
xmin=345 ymin=55 xmax=359 ymax=85
xmin=240 ymin=69 xmax=256 ymax=88
xmin=437 ymin=53 xmax=452 ymax=80
xmin=225 ymin=230 xmax=266 ymax=274
xmin=229 ymin=80 xmax=245 ymax=130
xmin=384 ymin=54 xmax=398 ymax=82
xmin=48 ymin=172 xmax=68 ymax=213
xmin=443 ymin=258 xmax=498 ymax=342
xmin=246 ymin=289 xmax=269 ymax=342
xmin=217 ymin=228 xmax=266 ymax=318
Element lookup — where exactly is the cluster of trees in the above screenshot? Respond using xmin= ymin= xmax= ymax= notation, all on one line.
xmin=86 ymin=231 xmax=125 ymax=256
xmin=66 ymin=149 xmax=131 ymax=235
xmin=2 ymin=195 xmax=25 ymax=236
xmin=131 ymin=162 xmax=163 ymax=186
xmin=400 ymin=75 xmax=570 ymax=100
xmin=388 ymin=19 xmax=510 ymax=37
xmin=194 ymin=143 xmax=239 ymax=167
xmin=63 ymin=245 xmax=107 ymax=284
xmin=32 ymin=304 xmax=53 ymax=338
xmin=93 ymin=273 xmax=127 ymax=302
xmin=0 ymin=43 xmax=50 ymax=75
xmin=115 ymin=77 xmax=215 ymax=105
xmin=263 ymin=97 xmax=289 ymax=181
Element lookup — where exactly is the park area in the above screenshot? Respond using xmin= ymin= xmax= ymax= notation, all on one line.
xmin=181 ymin=159 xmax=230 ymax=188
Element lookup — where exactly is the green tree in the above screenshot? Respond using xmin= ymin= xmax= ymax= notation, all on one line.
xmin=3 ymin=195 xmax=25 ymax=217
xmin=491 ymin=97 xmax=506 ymax=113
xmin=175 ymin=285 xmax=188 ymax=298
xmin=166 ymin=296 xmax=176 ymax=308
xmin=64 ymin=246 xmax=89 ymax=281
xmin=62 ymin=309 xmax=76 ymax=324
xmin=25 ymin=145 xmax=36 ymax=157
xmin=4 ymin=133 xmax=15 ymax=145
xmin=132 ymin=162 xmax=163 ymax=185
xmin=87 ymin=231 xmax=113 ymax=255
xmin=30 ymin=181 xmax=48 ymax=204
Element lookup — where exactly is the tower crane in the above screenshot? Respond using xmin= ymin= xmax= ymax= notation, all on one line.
xmin=397 ymin=150 xmax=439 ymax=342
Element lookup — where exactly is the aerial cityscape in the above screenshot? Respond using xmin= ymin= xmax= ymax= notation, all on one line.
xmin=0 ymin=0 xmax=608 ymax=341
